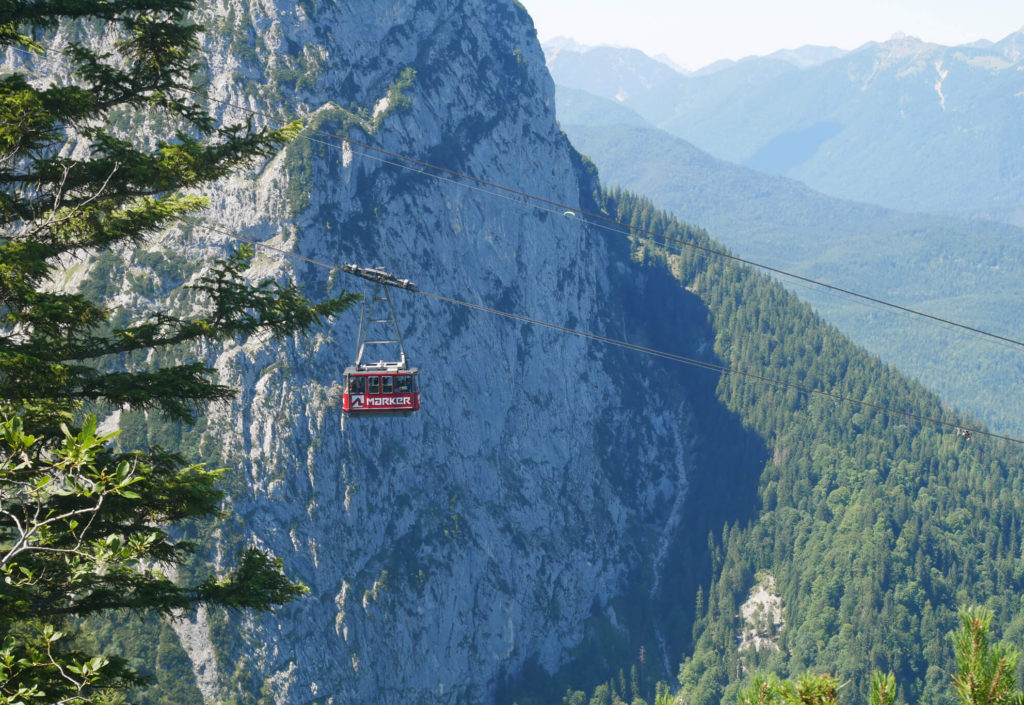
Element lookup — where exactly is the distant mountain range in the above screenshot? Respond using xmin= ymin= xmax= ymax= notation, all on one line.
xmin=543 ymin=37 xmax=849 ymax=77
xmin=554 ymin=87 xmax=1024 ymax=436
xmin=546 ymin=32 xmax=1024 ymax=226
xmin=542 ymin=39 xmax=683 ymax=103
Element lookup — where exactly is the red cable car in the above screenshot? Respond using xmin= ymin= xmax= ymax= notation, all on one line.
xmin=340 ymin=265 xmax=420 ymax=417
xmin=342 ymin=363 xmax=420 ymax=414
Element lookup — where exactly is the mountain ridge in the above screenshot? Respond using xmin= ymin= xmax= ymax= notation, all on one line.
xmin=546 ymin=32 xmax=1024 ymax=225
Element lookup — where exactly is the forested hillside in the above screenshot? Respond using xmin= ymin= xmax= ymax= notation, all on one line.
xmin=572 ymin=189 xmax=1024 ymax=705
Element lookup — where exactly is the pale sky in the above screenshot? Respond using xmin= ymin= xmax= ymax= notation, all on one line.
xmin=522 ymin=0 xmax=1024 ymax=71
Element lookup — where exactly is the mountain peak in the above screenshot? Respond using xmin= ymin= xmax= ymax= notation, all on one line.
xmin=996 ymin=26 xmax=1024 ymax=62
xmin=542 ymin=35 xmax=588 ymax=61
xmin=871 ymin=32 xmax=938 ymax=61
xmin=765 ymin=44 xmax=848 ymax=69
xmin=883 ymin=31 xmax=928 ymax=46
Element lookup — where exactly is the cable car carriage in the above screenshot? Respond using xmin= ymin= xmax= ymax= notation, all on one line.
xmin=340 ymin=265 xmax=420 ymax=417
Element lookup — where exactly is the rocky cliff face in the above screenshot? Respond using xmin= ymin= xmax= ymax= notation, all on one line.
xmin=111 ymin=1 xmax=708 ymax=703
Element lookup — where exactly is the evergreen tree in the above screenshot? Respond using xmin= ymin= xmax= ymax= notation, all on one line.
xmin=738 ymin=672 xmax=788 ymax=705
xmin=0 ymin=0 xmax=357 ymax=701
xmin=869 ymin=671 xmax=902 ymax=705
xmin=951 ymin=607 xmax=1024 ymax=705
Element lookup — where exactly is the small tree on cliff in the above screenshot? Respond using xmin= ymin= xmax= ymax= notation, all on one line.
xmin=0 ymin=0 xmax=357 ymax=701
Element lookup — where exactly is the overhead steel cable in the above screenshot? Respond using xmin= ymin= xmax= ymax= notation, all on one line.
xmin=8 ymin=49 xmax=1021 ymax=441
xmin=187 ymin=220 xmax=1024 ymax=447
xmin=315 ymin=136 xmax=1024 ymax=357
xmin=8 ymin=44 xmax=1024 ymax=353
xmin=309 ymin=134 xmax=1024 ymax=358
xmin=168 ymin=84 xmax=1024 ymax=354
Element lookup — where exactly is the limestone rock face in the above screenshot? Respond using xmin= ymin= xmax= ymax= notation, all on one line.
xmin=36 ymin=1 xmax=699 ymax=702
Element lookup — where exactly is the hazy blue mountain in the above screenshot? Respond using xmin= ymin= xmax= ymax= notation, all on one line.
xmin=548 ymin=33 xmax=1024 ymax=226
xmin=555 ymin=89 xmax=1024 ymax=436
xmin=652 ymin=52 xmax=688 ymax=73
xmin=764 ymin=44 xmax=849 ymax=68
xmin=690 ymin=44 xmax=848 ymax=76
xmin=555 ymin=85 xmax=651 ymax=127
xmin=542 ymin=38 xmax=688 ymax=102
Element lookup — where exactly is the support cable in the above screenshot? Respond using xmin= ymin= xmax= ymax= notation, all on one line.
xmin=7 ymin=50 xmax=1020 ymax=442
xmin=171 ymin=84 xmax=1024 ymax=354
xmin=7 ymin=44 xmax=1024 ymax=353
xmin=188 ymin=221 xmax=1024 ymax=446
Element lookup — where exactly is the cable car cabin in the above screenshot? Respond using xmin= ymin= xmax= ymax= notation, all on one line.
xmin=342 ymin=363 xmax=420 ymax=416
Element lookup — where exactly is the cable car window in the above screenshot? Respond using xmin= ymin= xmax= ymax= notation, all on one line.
xmin=349 ymin=376 xmax=365 ymax=394
xmin=395 ymin=377 xmax=410 ymax=394
xmin=369 ymin=376 xmax=380 ymax=394
xmin=382 ymin=376 xmax=393 ymax=394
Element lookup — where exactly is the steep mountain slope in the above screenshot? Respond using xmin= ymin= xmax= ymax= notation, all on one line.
xmin=173 ymin=3 xmax=703 ymax=702
xmin=33 ymin=3 xmax=1024 ymax=705
xmin=551 ymin=93 xmax=1024 ymax=437
xmin=547 ymin=34 xmax=1024 ymax=225
xmin=46 ymin=1 xmax=721 ymax=702
xmin=597 ymin=192 xmax=1024 ymax=705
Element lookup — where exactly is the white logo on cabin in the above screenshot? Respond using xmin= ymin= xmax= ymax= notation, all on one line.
xmin=365 ymin=396 xmax=412 ymax=407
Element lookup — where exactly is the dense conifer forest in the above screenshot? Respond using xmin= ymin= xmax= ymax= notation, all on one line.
xmin=530 ymin=188 xmax=1024 ymax=705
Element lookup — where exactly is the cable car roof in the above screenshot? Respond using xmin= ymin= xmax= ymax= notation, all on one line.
xmin=344 ymin=363 xmax=419 ymax=374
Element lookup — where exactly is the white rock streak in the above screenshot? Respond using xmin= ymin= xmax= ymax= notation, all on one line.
xmin=738 ymin=573 xmax=784 ymax=656
xmin=934 ymin=61 xmax=950 ymax=110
